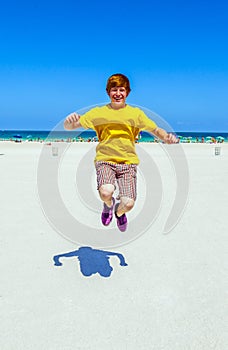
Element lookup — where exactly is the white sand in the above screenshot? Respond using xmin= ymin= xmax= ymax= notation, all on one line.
xmin=0 ymin=142 xmax=227 ymax=350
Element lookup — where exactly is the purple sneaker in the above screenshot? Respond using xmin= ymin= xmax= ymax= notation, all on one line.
xmin=101 ymin=198 xmax=115 ymax=226
xmin=115 ymin=204 xmax=127 ymax=232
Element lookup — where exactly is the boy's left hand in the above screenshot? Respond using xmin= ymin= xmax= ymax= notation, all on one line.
xmin=164 ymin=133 xmax=178 ymax=144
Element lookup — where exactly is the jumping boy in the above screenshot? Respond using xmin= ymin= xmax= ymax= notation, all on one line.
xmin=64 ymin=73 xmax=177 ymax=232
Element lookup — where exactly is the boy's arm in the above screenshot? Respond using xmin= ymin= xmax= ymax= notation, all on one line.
xmin=149 ymin=127 xmax=178 ymax=144
xmin=64 ymin=112 xmax=82 ymax=130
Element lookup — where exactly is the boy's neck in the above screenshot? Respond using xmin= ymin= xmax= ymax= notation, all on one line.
xmin=109 ymin=102 xmax=127 ymax=110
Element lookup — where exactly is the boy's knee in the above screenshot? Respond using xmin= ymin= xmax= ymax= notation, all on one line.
xmin=122 ymin=197 xmax=135 ymax=211
xmin=99 ymin=184 xmax=114 ymax=200
xmin=126 ymin=199 xmax=135 ymax=211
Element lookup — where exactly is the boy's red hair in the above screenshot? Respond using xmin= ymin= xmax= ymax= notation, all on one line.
xmin=106 ymin=73 xmax=131 ymax=96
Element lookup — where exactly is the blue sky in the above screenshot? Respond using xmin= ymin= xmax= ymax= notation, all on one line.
xmin=0 ymin=0 xmax=228 ymax=131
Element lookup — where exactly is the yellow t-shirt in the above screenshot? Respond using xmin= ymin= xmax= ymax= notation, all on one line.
xmin=79 ymin=104 xmax=157 ymax=164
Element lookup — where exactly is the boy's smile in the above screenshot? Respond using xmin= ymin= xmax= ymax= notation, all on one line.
xmin=109 ymin=87 xmax=127 ymax=109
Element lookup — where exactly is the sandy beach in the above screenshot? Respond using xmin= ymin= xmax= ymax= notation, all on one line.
xmin=0 ymin=141 xmax=227 ymax=350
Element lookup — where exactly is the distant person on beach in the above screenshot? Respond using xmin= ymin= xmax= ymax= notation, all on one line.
xmin=64 ymin=73 xmax=177 ymax=232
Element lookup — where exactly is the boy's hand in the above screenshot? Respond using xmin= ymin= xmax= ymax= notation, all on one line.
xmin=152 ymin=128 xmax=178 ymax=144
xmin=64 ymin=112 xmax=81 ymax=130
xmin=65 ymin=112 xmax=80 ymax=124
xmin=164 ymin=133 xmax=178 ymax=144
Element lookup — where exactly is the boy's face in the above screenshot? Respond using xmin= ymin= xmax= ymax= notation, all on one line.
xmin=109 ymin=86 xmax=128 ymax=108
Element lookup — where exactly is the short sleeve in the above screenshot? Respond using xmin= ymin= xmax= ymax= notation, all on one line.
xmin=79 ymin=108 xmax=98 ymax=130
xmin=138 ymin=109 xmax=157 ymax=131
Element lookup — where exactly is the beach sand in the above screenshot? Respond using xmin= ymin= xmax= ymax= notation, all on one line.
xmin=0 ymin=142 xmax=227 ymax=350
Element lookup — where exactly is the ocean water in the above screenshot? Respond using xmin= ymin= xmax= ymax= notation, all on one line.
xmin=0 ymin=129 xmax=228 ymax=143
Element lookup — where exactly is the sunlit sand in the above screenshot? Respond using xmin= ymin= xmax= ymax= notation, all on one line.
xmin=0 ymin=142 xmax=227 ymax=349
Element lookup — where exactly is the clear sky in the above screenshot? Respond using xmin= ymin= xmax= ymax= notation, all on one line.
xmin=0 ymin=0 xmax=228 ymax=131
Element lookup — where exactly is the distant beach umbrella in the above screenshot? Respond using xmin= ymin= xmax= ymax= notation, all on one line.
xmin=13 ymin=134 xmax=22 ymax=138
xmin=216 ymin=136 xmax=224 ymax=140
xmin=205 ymin=136 xmax=212 ymax=140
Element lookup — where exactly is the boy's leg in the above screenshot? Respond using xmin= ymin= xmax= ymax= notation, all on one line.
xmin=114 ymin=164 xmax=137 ymax=231
xmin=99 ymin=184 xmax=115 ymax=207
xmin=115 ymin=196 xmax=135 ymax=217
xmin=95 ymin=161 xmax=116 ymax=226
xmin=114 ymin=197 xmax=134 ymax=232
xmin=116 ymin=164 xmax=137 ymax=215
xmin=95 ymin=162 xmax=116 ymax=205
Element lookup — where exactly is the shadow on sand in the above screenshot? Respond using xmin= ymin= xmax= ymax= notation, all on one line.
xmin=53 ymin=246 xmax=128 ymax=278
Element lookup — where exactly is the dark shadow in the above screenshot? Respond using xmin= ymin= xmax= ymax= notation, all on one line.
xmin=53 ymin=246 xmax=128 ymax=278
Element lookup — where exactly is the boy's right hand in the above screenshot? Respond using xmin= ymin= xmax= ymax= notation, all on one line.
xmin=65 ymin=112 xmax=80 ymax=124
xmin=64 ymin=112 xmax=81 ymax=130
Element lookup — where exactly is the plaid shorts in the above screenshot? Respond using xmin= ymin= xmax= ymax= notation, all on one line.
xmin=95 ymin=161 xmax=137 ymax=200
